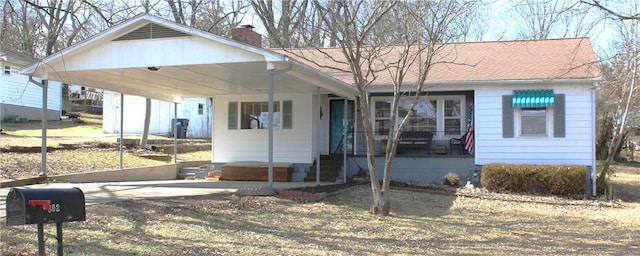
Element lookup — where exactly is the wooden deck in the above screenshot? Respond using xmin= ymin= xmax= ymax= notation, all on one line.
xmin=220 ymin=162 xmax=292 ymax=182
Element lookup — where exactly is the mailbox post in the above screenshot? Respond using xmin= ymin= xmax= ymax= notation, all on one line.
xmin=6 ymin=187 xmax=86 ymax=256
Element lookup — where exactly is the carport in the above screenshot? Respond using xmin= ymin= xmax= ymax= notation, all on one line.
xmin=20 ymin=14 xmax=357 ymax=186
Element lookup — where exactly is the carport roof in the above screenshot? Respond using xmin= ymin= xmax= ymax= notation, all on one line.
xmin=20 ymin=14 xmax=357 ymax=103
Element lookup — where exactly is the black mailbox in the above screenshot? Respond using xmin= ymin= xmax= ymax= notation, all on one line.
xmin=6 ymin=187 xmax=86 ymax=226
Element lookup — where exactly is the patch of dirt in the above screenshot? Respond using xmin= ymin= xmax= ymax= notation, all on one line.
xmin=286 ymin=180 xmax=457 ymax=196
xmin=286 ymin=179 xmax=624 ymax=208
xmin=286 ymin=181 xmax=365 ymax=194
xmin=455 ymin=187 xmax=624 ymax=208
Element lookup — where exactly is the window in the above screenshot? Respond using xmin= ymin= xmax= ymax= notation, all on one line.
xmin=3 ymin=65 xmax=10 ymax=75
xmin=503 ymin=91 xmax=565 ymax=138
xmin=374 ymin=100 xmax=391 ymax=135
xmin=229 ymin=100 xmax=293 ymax=130
xmin=399 ymin=98 xmax=437 ymax=132
xmin=444 ymin=99 xmax=462 ymax=135
xmin=198 ymin=103 xmax=204 ymax=115
xmin=520 ymin=108 xmax=547 ymax=135
xmin=241 ymin=102 xmax=280 ymax=129
xmin=373 ymin=97 xmax=464 ymax=136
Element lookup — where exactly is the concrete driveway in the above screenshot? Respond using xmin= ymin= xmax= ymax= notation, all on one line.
xmin=0 ymin=180 xmax=328 ymax=218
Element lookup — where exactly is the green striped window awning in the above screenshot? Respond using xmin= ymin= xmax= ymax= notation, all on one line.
xmin=512 ymin=90 xmax=554 ymax=108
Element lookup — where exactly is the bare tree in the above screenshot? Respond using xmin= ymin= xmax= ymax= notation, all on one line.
xmin=284 ymin=0 xmax=478 ymax=215
xmin=250 ymin=0 xmax=310 ymax=47
xmin=20 ymin=0 xmax=87 ymax=56
xmin=581 ymin=0 xmax=640 ymax=20
xmin=511 ymin=0 xmax=602 ymax=40
xmin=1 ymin=0 xmax=46 ymax=56
xmin=594 ymin=16 xmax=639 ymax=194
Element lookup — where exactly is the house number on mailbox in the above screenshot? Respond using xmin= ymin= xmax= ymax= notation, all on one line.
xmin=48 ymin=203 xmax=61 ymax=213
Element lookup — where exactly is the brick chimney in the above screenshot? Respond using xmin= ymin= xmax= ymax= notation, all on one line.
xmin=231 ymin=25 xmax=262 ymax=47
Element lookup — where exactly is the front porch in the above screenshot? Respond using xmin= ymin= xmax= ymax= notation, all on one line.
xmin=333 ymin=131 xmax=476 ymax=183
xmin=342 ymin=131 xmax=473 ymax=156
xmin=345 ymin=154 xmax=476 ymax=184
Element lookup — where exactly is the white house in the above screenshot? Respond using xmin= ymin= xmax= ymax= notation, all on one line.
xmin=285 ymin=39 xmax=600 ymax=189
xmin=1 ymin=47 xmax=62 ymax=121
xmin=19 ymin=15 xmax=600 ymax=193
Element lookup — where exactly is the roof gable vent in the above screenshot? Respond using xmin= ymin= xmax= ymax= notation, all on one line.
xmin=113 ymin=23 xmax=190 ymax=41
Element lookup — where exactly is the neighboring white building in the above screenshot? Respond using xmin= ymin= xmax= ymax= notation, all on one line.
xmin=1 ymin=48 xmax=62 ymax=121
xmin=102 ymin=92 xmax=211 ymax=138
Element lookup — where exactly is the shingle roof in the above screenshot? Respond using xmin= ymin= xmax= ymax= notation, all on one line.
xmin=0 ymin=47 xmax=37 ymax=67
xmin=276 ymin=38 xmax=600 ymax=85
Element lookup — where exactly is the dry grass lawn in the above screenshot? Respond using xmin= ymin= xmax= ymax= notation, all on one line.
xmin=1 ymin=166 xmax=639 ymax=255
xmin=1 ymin=113 xmax=639 ymax=255
xmin=1 ymin=113 xmax=211 ymax=180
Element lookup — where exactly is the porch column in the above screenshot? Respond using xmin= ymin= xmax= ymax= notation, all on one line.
xmin=174 ymin=102 xmax=178 ymax=164
xmin=343 ymin=98 xmax=347 ymax=184
xmin=119 ymin=93 xmax=124 ymax=169
xmin=316 ymin=87 xmax=321 ymax=185
xmin=268 ymin=68 xmax=275 ymax=187
xmin=266 ymin=63 xmax=292 ymax=188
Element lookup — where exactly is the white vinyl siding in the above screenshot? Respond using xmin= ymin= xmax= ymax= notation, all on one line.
xmin=213 ymin=94 xmax=316 ymax=164
xmin=0 ymin=70 xmax=62 ymax=111
xmin=475 ymin=84 xmax=594 ymax=166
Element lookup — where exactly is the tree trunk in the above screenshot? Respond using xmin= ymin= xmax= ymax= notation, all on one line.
xmin=140 ymin=98 xmax=151 ymax=148
xmin=370 ymin=189 xmax=390 ymax=216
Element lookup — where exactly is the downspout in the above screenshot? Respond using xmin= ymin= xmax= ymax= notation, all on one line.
xmin=267 ymin=63 xmax=293 ymax=188
xmin=591 ymin=85 xmax=597 ymax=196
xmin=28 ymin=76 xmax=47 ymax=176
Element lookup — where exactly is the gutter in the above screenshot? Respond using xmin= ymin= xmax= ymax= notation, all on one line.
xmin=367 ymin=77 xmax=603 ymax=90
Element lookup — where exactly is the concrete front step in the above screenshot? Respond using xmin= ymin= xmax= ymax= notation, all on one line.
xmin=306 ymin=155 xmax=344 ymax=182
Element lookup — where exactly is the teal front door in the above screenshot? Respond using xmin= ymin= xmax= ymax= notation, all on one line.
xmin=330 ymin=100 xmax=354 ymax=154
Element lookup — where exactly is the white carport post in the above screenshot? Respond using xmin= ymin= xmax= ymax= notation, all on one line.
xmin=343 ymin=98 xmax=347 ymax=184
xmin=28 ymin=76 xmax=48 ymax=176
xmin=266 ymin=63 xmax=292 ymax=188
xmin=268 ymin=67 xmax=275 ymax=187
xmin=41 ymin=80 xmax=48 ymax=176
xmin=316 ymin=87 xmax=321 ymax=185
xmin=119 ymin=93 xmax=124 ymax=169
xmin=174 ymin=103 xmax=178 ymax=163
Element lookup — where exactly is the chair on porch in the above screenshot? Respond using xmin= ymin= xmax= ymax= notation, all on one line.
xmin=449 ymin=131 xmax=469 ymax=154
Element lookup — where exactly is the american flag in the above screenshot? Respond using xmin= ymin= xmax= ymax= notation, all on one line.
xmin=464 ymin=105 xmax=474 ymax=154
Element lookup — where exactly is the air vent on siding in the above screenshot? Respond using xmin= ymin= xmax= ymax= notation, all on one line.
xmin=113 ymin=23 xmax=190 ymax=41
